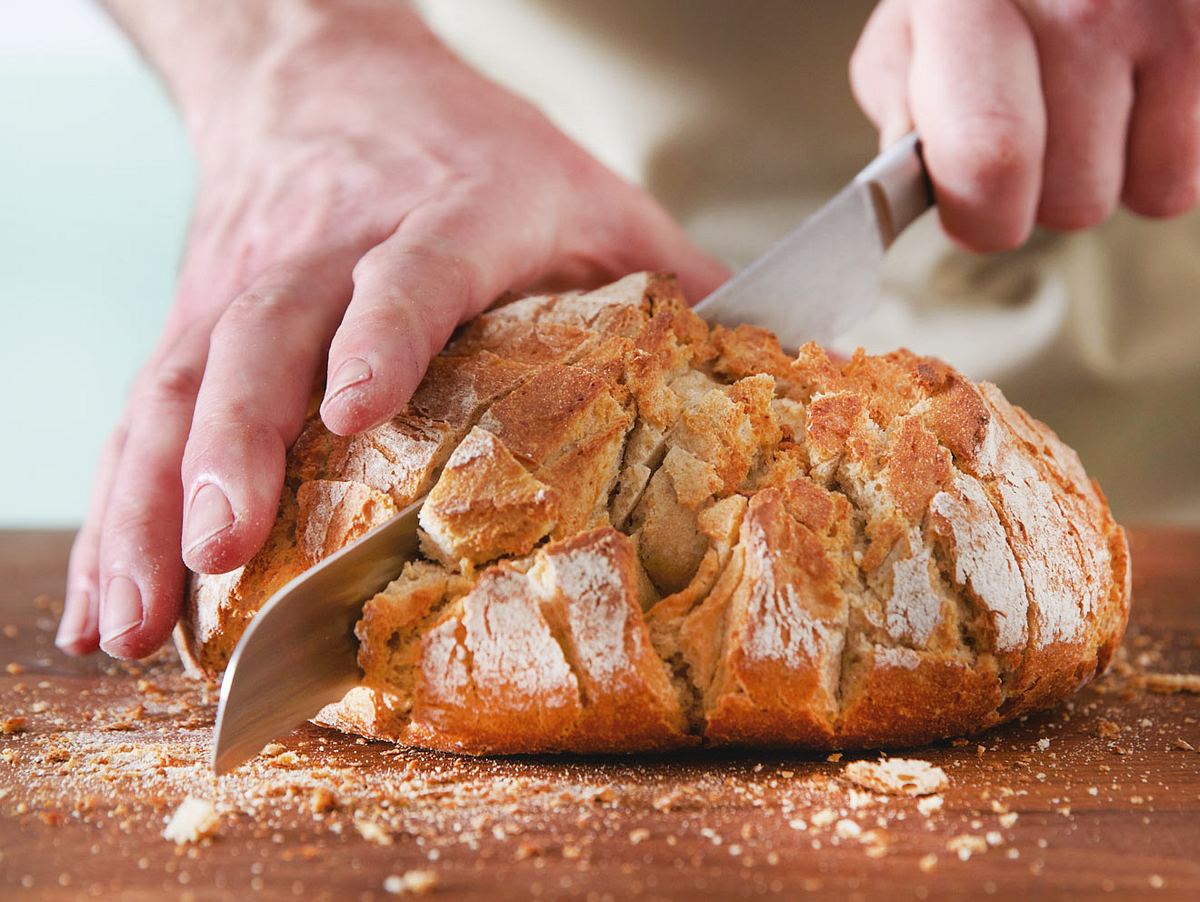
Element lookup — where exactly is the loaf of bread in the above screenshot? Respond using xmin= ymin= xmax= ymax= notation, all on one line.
xmin=179 ymin=272 xmax=1130 ymax=754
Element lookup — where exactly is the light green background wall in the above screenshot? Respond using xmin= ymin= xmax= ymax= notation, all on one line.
xmin=1 ymin=1 xmax=194 ymax=525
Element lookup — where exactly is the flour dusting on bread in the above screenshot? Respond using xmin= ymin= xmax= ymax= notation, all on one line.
xmin=182 ymin=272 xmax=1130 ymax=754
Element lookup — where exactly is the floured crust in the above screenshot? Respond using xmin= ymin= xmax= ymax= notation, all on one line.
xmin=183 ymin=272 xmax=1131 ymax=754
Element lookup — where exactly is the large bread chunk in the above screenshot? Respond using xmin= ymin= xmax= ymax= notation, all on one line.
xmin=180 ymin=272 xmax=1130 ymax=754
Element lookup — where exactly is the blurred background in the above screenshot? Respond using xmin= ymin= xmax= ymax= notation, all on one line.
xmin=3 ymin=0 xmax=1198 ymax=529
xmin=1 ymin=0 xmax=192 ymax=526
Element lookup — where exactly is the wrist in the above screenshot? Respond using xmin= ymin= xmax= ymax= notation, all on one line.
xmin=105 ymin=0 xmax=449 ymax=144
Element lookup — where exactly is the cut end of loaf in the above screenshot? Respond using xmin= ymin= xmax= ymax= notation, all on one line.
xmin=185 ymin=272 xmax=1130 ymax=754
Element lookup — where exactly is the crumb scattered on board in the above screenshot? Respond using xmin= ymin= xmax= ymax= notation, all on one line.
xmin=1 ymin=592 xmax=1198 ymax=896
xmin=843 ymin=757 xmax=947 ymax=797
xmin=384 ymin=869 xmax=439 ymax=895
xmin=162 ymin=796 xmax=220 ymax=845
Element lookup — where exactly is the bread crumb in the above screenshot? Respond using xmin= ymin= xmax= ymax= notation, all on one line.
xmin=1096 ymin=719 xmax=1121 ymax=739
xmin=1140 ymin=673 xmax=1200 ymax=694
xmin=947 ymin=834 xmax=988 ymax=861
xmin=310 ymin=787 xmax=339 ymax=815
xmin=999 ymin=812 xmax=1019 ymax=828
xmin=917 ymin=795 xmax=943 ymax=816
xmin=826 ymin=752 xmax=843 ymax=762
xmin=584 ymin=786 xmax=617 ymax=804
xmin=844 ymin=758 xmax=947 ymax=797
xmin=356 ymin=818 xmax=393 ymax=845
xmin=384 ymin=870 xmax=439 ymax=895
xmin=628 ymin=828 xmax=650 ymax=844
xmin=1035 ymin=738 xmax=1051 ymax=751
xmin=259 ymin=742 xmax=287 ymax=758
xmin=652 ymin=789 xmax=684 ymax=811
xmin=918 ymin=853 xmax=938 ymax=873
xmin=834 ymin=819 xmax=861 ymax=840
xmin=514 ymin=840 xmax=540 ymax=861
xmin=1 ymin=716 xmax=27 ymax=734
xmin=5 ymin=662 xmax=24 ymax=675
xmin=162 ymin=797 xmax=219 ymax=845
xmin=1173 ymin=738 xmax=1196 ymax=752
xmin=810 ymin=809 xmax=836 ymax=828
xmin=1149 ymin=875 xmax=1165 ymax=889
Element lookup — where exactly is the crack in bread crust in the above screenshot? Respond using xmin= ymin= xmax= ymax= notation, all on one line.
xmin=183 ymin=273 xmax=1131 ymax=754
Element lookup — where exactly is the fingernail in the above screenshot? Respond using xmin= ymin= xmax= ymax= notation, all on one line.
xmin=55 ymin=588 xmax=91 ymax=652
xmin=324 ymin=357 xmax=372 ymax=402
xmin=183 ymin=483 xmax=235 ymax=555
xmin=99 ymin=576 xmax=142 ymax=649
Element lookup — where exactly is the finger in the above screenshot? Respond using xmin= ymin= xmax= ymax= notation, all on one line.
xmin=1028 ymin=12 xmax=1135 ymax=230
xmin=908 ymin=0 xmax=1046 ymax=251
xmin=181 ymin=255 xmax=355 ymax=574
xmin=96 ymin=318 xmax=213 ymax=659
xmin=1123 ymin=54 xmax=1200 ymax=219
xmin=320 ymin=199 xmax=528 ymax=436
xmin=57 ymin=423 xmax=128 ymax=654
xmin=849 ymin=0 xmax=916 ymax=148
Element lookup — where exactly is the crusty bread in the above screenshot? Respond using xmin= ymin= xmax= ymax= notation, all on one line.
xmin=179 ymin=272 xmax=1131 ymax=754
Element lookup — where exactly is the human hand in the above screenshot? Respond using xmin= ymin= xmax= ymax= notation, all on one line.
xmin=57 ymin=2 xmax=727 ymax=659
xmin=851 ymin=0 xmax=1200 ymax=250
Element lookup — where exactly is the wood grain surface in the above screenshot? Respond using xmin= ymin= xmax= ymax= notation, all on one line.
xmin=1 ymin=528 xmax=1197 ymax=901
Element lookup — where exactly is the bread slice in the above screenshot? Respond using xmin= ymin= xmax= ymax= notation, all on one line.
xmin=181 ymin=272 xmax=1130 ymax=754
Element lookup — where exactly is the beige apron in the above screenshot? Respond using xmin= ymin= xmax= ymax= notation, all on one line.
xmin=416 ymin=0 xmax=1200 ymax=524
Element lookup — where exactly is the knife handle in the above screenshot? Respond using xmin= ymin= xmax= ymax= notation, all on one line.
xmin=855 ymin=131 xmax=934 ymax=249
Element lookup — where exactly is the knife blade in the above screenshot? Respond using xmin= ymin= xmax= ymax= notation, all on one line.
xmin=210 ymin=133 xmax=934 ymax=774
xmin=210 ymin=499 xmax=422 ymax=774
xmin=693 ymin=131 xmax=933 ymax=350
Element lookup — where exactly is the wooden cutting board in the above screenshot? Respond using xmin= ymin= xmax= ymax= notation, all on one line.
xmin=1 ymin=528 xmax=1197 ymax=900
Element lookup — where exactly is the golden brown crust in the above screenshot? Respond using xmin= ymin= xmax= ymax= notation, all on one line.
xmin=183 ymin=272 xmax=1131 ymax=754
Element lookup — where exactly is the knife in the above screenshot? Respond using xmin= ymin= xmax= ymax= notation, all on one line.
xmin=693 ymin=131 xmax=933 ymax=349
xmin=210 ymin=133 xmax=934 ymax=774
xmin=210 ymin=500 xmax=422 ymax=774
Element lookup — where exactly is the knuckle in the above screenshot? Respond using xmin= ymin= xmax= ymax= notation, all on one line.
xmin=101 ymin=502 xmax=161 ymax=544
xmin=1038 ymin=196 xmax=1115 ymax=232
xmin=67 ymin=529 xmax=100 ymax=576
xmin=1126 ymin=180 xmax=1199 ymax=219
xmin=942 ymin=210 xmax=1029 ymax=254
xmin=210 ymin=287 xmax=296 ymax=342
xmin=1045 ymin=0 xmax=1112 ymax=31
xmin=354 ymin=244 xmax=479 ymax=333
xmin=144 ymin=359 xmax=204 ymax=409
xmin=946 ymin=113 xmax=1040 ymax=189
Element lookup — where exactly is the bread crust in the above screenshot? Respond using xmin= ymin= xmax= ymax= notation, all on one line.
xmin=184 ymin=272 xmax=1131 ymax=753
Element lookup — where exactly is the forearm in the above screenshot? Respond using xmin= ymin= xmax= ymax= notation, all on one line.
xmin=100 ymin=0 xmax=446 ymax=139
